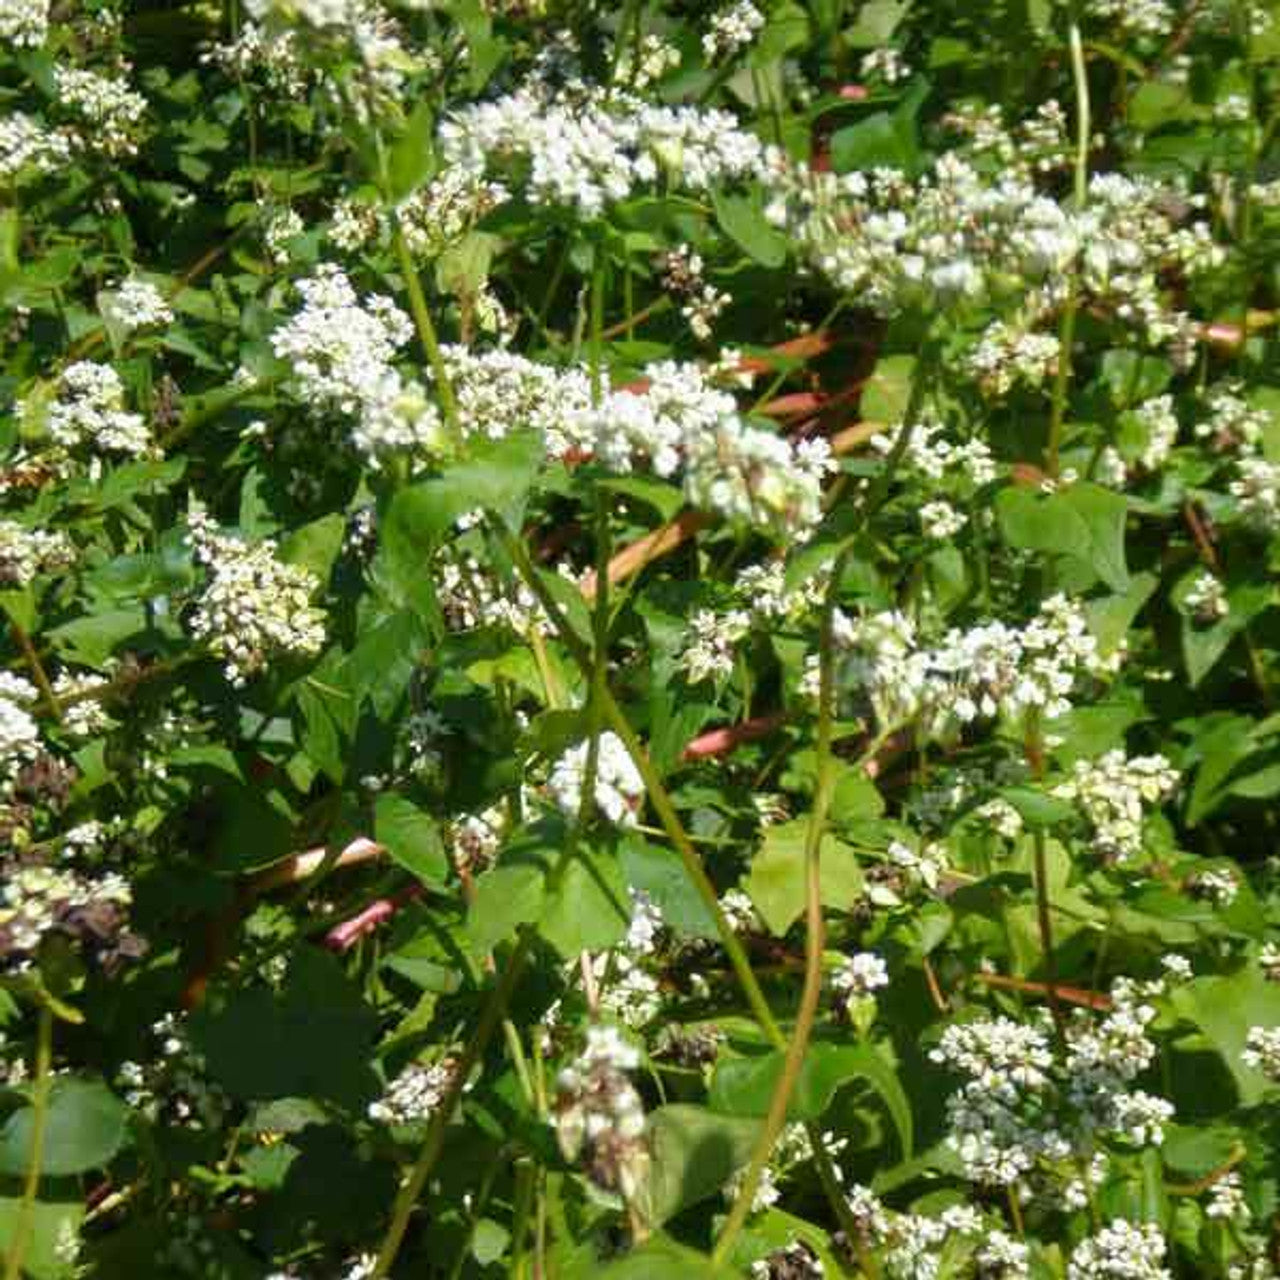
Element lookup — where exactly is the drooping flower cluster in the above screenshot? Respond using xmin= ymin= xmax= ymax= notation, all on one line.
xmin=186 ymin=512 xmax=327 ymax=685
xmin=554 ymin=1025 xmax=649 ymax=1202
xmin=548 ymin=732 xmax=644 ymax=828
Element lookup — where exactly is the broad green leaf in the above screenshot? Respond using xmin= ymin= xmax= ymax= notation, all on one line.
xmin=385 ymin=100 xmax=435 ymax=202
xmin=708 ymin=1042 xmax=912 ymax=1156
xmin=620 ymin=836 xmax=719 ymax=940
xmin=375 ymin=794 xmax=449 ymax=887
xmin=0 ymin=1197 xmax=84 ymax=1280
xmin=0 ymin=1079 xmax=129 ymax=1177
xmin=713 ymin=188 xmax=789 ymax=268
xmin=997 ymin=482 xmax=1130 ymax=591
xmin=643 ymin=1105 xmax=762 ymax=1227
xmin=1171 ymin=968 xmax=1280 ymax=1105
xmin=746 ymin=821 xmax=864 ymax=936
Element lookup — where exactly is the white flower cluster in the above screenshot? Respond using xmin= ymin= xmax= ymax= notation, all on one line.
xmin=702 ymin=1 xmax=765 ymax=61
xmin=771 ymin=152 xmax=1219 ymax=346
xmin=449 ymin=805 xmax=504 ymax=875
xmin=35 ymin=361 xmax=151 ymax=458
xmin=0 ymin=112 xmax=72 ymax=182
xmin=397 ymin=169 xmax=509 ymax=259
xmin=1184 ymin=571 xmax=1228 ymax=624
xmin=1053 ymin=750 xmax=1179 ymax=863
xmin=203 ymin=23 xmax=310 ymax=97
xmin=859 ymin=48 xmax=911 ymax=85
xmin=1188 ymin=866 xmax=1239 ymax=906
xmin=1242 ymin=1026 xmax=1280 ymax=1082
xmin=440 ymin=82 xmax=766 ymax=219
xmin=1197 ymin=386 xmax=1271 ymax=453
xmin=1067 ymin=1220 xmax=1170 ymax=1280
xmin=831 ymin=951 xmax=889 ymax=1011
xmin=932 ymin=978 xmax=1172 ymax=1192
xmin=1086 ymin=0 xmax=1176 ymax=40
xmin=271 ymin=265 xmax=444 ymax=467
xmin=750 ymin=1239 xmax=824 ymax=1280
xmin=260 ymin=203 xmax=304 ymax=265
xmin=1 ymin=865 xmax=131 ymax=959
xmin=187 ymin=512 xmax=327 ymax=685
xmin=591 ymin=889 xmax=664 ymax=1028
xmin=271 ymin=264 xmax=411 ymax=413
xmin=436 ymin=546 xmax=545 ymax=635
xmin=554 ymin=1026 xmax=648 ymax=1202
xmin=100 ymin=280 xmax=174 ymax=334
xmin=54 ymin=68 xmax=147 ymax=158
xmin=0 ymin=520 xmax=73 ymax=588
xmin=0 ymin=675 xmax=40 ymax=790
xmin=662 ymin=244 xmax=731 ymax=341
xmin=734 ymin=559 xmax=826 ymax=620
xmin=825 ymin=593 xmax=1116 ymax=732
xmin=679 ymin=608 xmax=750 ymax=683
xmin=841 ymin=1184 xmax=993 ymax=1280
xmin=0 ymin=0 xmax=47 ymax=46
xmin=870 ymin=414 xmax=996 ymax=488
xmin=918 ymin=499 xmax=966 ymax=540
xmin=964 ymin=322 xmax=1061 ymax=398
xmin=54 ymin=671 xmax=112 ymax=740
xmin=944 ymin=100 xmax=1070 ymax=178
xmin=368 ymin=1060 xmax=454 ymax=1124
xmin=548 ymin=731 xmax=644 ymax=827
xmin=1129 ymin=394 xmax=1181 ymax=473
xmin=614 ymin=33 xmax=681 ymax=90
xmin=441 ymin=345 xmax=593 ymax=455
xmin=1231 ymin=457 xmax=1280 ymax=533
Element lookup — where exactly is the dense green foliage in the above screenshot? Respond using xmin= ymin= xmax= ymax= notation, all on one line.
xmin=2 ymin=0 xmax=1280 ymax=1276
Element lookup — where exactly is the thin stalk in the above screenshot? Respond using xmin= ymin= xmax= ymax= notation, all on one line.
xmin=4 ymin=1005 xmax=54 ymax=1280
xmin=499 ymin=528 xmax=785 ymax=1049
xmin=446 ymin=1152 xmax=505 ymax=1280
xmin=509 ymin=1159 xmax=537 ymax=1280
xmin=392 ymin=221 xmax=459 ymax=435
xmin=9 ymin=619 xmax=61 ymax=724
xmin=1045 ymin=9 xmax=1091 ymax=479
xmin=369 ymin=930 xmax=535 ymax=1278
xmin=711 ymin=547 xmax=851 ymax=1265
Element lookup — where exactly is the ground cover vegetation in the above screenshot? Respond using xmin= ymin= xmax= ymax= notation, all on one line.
xmin=2 ymin=0 xmax=1280 ymax=1275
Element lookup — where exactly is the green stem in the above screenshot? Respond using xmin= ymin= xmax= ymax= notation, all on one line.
xmin=369 ymin=931 xmax=534 ymax=1278
xmin=1045 ymin=10 xmax=1091 ymax=480
xmin=8 ymin=619 xmax=61 ymax=725
xmin=4 ymin=1006 xmax=53 ymax=1280
xmin=499 ymin=530 xmax=785 ymax=1050
xmin=392 ymin=220 xmax=460 ymax=436
xmin=711 ymin=547 xmax=850 ymax=1266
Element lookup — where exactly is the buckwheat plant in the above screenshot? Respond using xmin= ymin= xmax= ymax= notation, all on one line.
xmin=1 ymin=0 xmax=1279 ymax=1276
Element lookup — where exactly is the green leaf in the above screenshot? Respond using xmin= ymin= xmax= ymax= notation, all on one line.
xmin=0 ymin=1079 xmax=129 ymax=1177
xmin=375 ymin=794 xmax=449 ymax=887
xmin=860 ymin=354 xmax=916 ymax=423
xmin=592 ymin=1237 xmax=738 ymax=1279
xmin=192 ymin=950 xmax=379 ymax=1108
xmin=997 ymin=483 xmax=1129 ymax=591
xmin=385 ymin=100 xmax=435 ymax=202
xmin=1171 ymin=968 xmax=1280 ymax=1105
xmin=746 ymin=821 xmax=864 ymax=936
xmin=708 ymin=1043 xmax=912 ymax=1156
xmin=643 ymin=1105 xmax=762 ymax=1227
xmin=382 ymin=432 xmax=544 ymax=571
xmin=713 ymin=188 xmax=789 ymax=268
xmin=538 ymin=844 xmax=630 ymax=958
xmin=0 ymin=1197 xmax=84 ymax=1280
xmin=620 ymin=836 xmax=719 ymax=940
xmin=278 ymin=513 xmax=346 ymax=584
